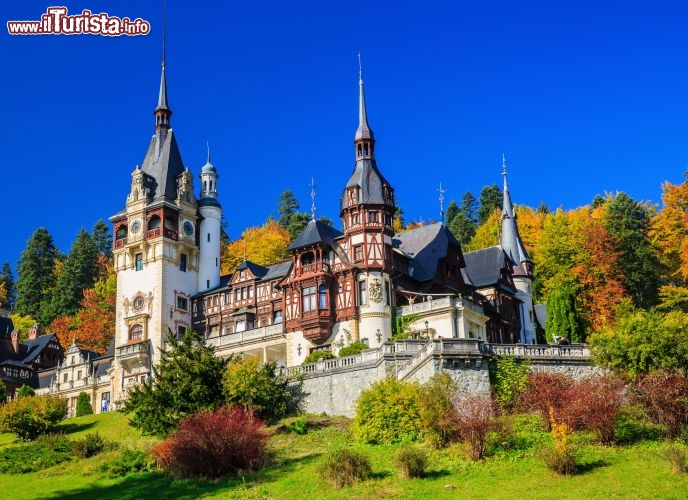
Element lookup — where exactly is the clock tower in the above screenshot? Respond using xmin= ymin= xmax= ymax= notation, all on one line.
xmin=109 ymin=58 xmax=203 ymax=403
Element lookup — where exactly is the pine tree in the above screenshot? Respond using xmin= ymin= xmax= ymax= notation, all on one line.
xmin=15 ymin=228 xmax=59 ymax=320
xmin=604 ymin=192 xmax=660 ymax=308
xmin=277 ymin=190 xmax=300 ymax=229
xmin=43 ymin=229 xmax=99 ymax=324
xmin=478 ymin=184 xmax=502 ymax=224
xmin=0 ymin=262 xmax=15 ymax=311
xmin=445 ymin=201 xmax=459 ymax=226
xmin=546 ymin=286 xmax=585 ymax=343
xmin=124 ymin=329 xmax=228 ymax=436
xmin=91 ymin=220 xmax=112 ymax=259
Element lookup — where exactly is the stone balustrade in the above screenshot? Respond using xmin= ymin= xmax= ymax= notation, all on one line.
xmin=205 ymin=323 xmax=284 ymax=348
xmin=482 ymin=343 xmax=590 ymax=359
xmin=395 ymin=295 xmax=484 ymax=317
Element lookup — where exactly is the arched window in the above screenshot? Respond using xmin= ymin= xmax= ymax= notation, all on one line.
xmin=129 ymin=324 xmax=143 ymax=341
xmin=301 ymin=252 xmax=314 ymax=266
xmin=318 ymin=285 xmax=328 ymax=309
xmin=147 ymin=215 xmax=161 ymax=230
xmin=115 ymin=226 xmax=128 ymax=240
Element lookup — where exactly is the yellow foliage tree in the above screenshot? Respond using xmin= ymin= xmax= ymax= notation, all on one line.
xmin=464 ymin=208 xmax=501 ymax=252
xmin=221 ymin=220 xmax=291 ymax=275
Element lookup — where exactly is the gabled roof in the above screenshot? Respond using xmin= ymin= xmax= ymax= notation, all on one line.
xmin=393 ymin=223 xmax=462 ymax=282
xmin=236 ymin=259 xmax=269 ymax=279
xmin=287 ymin=219 xmax=343 ymax=251
xmin=140 ymin=128 xmax=185 ymax=201
xmin=21 ymin=333 xmax=60 ymax=364
xmin=462 ymin=246 xmax=513 ymax=288
xmin=261 ymin=261 xmax=292 ymax=281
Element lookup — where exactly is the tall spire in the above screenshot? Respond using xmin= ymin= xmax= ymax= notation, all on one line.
xmin=310 ymin=177 xmax=317 ymax=221
xmin=438 ymin=182 xmax=446 ymax=223
xmin=154 ymin=0 xmax=171 ymax=134
xmin=499 ymin=155 xmax=531 ymax=270
xmin=354 ymin=53 xmax=375 ymax=159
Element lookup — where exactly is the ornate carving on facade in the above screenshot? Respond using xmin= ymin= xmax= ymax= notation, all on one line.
xmin=369 ymin=277 xmax=383 ymax=303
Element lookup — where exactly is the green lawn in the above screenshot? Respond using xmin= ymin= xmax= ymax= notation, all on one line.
xmin=0 ymin=412 xmax=686 ymax=499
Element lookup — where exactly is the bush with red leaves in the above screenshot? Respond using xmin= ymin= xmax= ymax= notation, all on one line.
xmin=637 ymin=372 xmax=688 ymax=439
xmin=151 ymin=406 xmax=267 ymax=479
xmin=453 ymin=394 xmax=496 ymax=461
xmin=564 ymin=374 xmax=625 ymax=444
xmin=518 ymin=371 xmax=571 ymax=429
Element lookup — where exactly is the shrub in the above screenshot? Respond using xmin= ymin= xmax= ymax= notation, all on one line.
xmin=151 ymin=406 xmax=267 ymax=479
xmin=0 ymin=379 xmax=6 ymax=404
xmin=75 ymin=392 xmax=93 ymax=417
xmin=71 ymin=432 xmax=106 ymax=458
xmin=613 ymin=404 xmax=665 ymax=444
xmin=418 ymin=372 xmax=458 ymax=448
xmin=286 ymin=415 xmax=308 ymax=435
xmin=518 ymin=371 xmax=572 ymax=429
xmin=354 ymin=378 xmax=423 ymax=444
xmin=491 ymin=356 xmax=529 ymax=412
xmin=658 ymin=445 xmax=688 ymax=474
xmin=17 ymin=385 xmax=36 ymax=398
xmin=453 ymin=394 xmax=496 ymax=461
xmin=564 ymin=374 xmax=625 ymax=444
xmin=0 ymin=395 xmax=67 ymax=440
xmin=394 ymin=445 xmax=427 ymax=479
xmin=338 ymin=341 xmax=368 ymax=358
xmin=97 ymin=449 xmax=155 ymax=478
xmin=0 ymin=434 xmax=72 ymax=474
xmin=223 ymin=357 xmax=299 ymax=425
xmin=541 ymin=407 xmax=577 ymax=475
xmin=319 ymin=448 xmax=372 ymax=488
xmin=303 ymin=350 xmax=335 ymax=364
xmin=637 ymin=371 xmax=688 ymax=438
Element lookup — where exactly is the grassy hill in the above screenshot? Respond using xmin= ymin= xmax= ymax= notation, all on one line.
xmin=0 ymin=411 xmax=686 ymax=499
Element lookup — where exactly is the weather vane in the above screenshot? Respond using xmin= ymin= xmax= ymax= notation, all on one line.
xmin=310 ymin=177 xmax=317 ymax=221
xmin=357 ymin=52 xmax=362 ymax=81
xmin=438 ymin=182 xmax=446 ymax=223
xmin=502 ymin=153 xmax=507 ymax=177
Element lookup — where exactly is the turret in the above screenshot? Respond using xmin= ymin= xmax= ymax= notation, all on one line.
xmin=197 ymin=144 xmax=222 ymax=292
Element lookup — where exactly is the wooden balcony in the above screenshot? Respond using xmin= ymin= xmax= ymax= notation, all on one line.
xmin=114 ymin=238 xmax=127 ymax=249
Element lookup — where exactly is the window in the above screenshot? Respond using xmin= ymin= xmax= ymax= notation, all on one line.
xmin=176 ymin=296 xmax=188 ymax=311
xmin=249 ymin=286 xmax=254 ymax=299
xmin=77 ymin=370 xmax=82 ymax=380
xmin=302 ymin=286 xmax=316 ymax=312
xmin=241 ymin=287 xmax=247 ymax=300
xmin=135 ymin=253 xmax=143 ymax=271
xmin=359 ymin=280 xmax=367 ymax=305
xmin=384 ymin=213 xmax=392 ymax=226
xmin=63 ymin=373 xmax=68 ymax=383
xmin=177 ymin=325 xmax=186 ymax=337
xmin=318 ymin=284 xmax=328 ymax=309
xmin=180 ymin=254 xmax=187 ymax=272
xmin=129 ymin=324 xmax=143 ymax=341
xmin=115 ymin=225 xmax=127 ymax=240
xmin=353 ymin=245 xmax=363 ymax=262
xmin=385 ymin=280 xmax=391 ymax=305
xmin=235 ymin=288 xmax=241 ymax=301
xmin=367 ymin=211 xmax=378 ymax=223
xmin=207 ymin=233 xmax=211 ymax=242
xmin=351 ymin=213 xmax=360 ymax=225
xmin=236 ymin=320 xmax=246 ymax=332
xmin=273 ymin=310 xmax=282 ymax=324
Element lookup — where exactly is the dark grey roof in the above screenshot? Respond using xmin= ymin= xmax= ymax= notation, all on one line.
xmin=156 ymin=64 xmax=169 ymax=111
xmin=93 ymin=357 xmax=112 ymax=377
xmin=463 ymin=246 xmax=512 ymax=288
xmin=501 ymin=172 xmax=531 ymax=268
xmin=287 ymin=219 xmax=343 ymax=251
xmin=393 ymin=223 xmax=460 ymax=282
xmin=105 ymin=340 xmax=115 ymax=357
xmin=140 ymin=128 xmax=185 ymax=201
xmin=1 ymin=359 xmax=32 ymax=369
xmin=198 ymin=197 xmax=221 ymax=208
xmin=236 ymin=259 xmax=269 ymax=279
xmin=340 ymin=158 xmax=393 ymax=212
xmin=22 ymin=334 xmax=59 ymax=364
xmin=37 ymin=368 xmax=56 ymax=389
xmin=261 ymin=261 xmax=292 ymax=281
xmin=0 ymin=317 xmax=14 ymax=336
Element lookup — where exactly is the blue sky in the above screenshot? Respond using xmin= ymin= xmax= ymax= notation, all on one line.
xmin=2 ymin=1 xmax=688 ymax=270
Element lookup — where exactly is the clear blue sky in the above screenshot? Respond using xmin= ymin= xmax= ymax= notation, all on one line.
xmin=2 ymin=1 xmax=688 ymax=270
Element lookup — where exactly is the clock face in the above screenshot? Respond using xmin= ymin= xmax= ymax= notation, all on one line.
xmin=130 ymin=219 xmax=142 ymax=235
xmin=133 ymin=296 xmax=144 ymax=310
xmin=183 ymin=220 xmax=194 ymax=236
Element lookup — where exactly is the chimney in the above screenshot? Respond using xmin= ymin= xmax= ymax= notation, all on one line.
xmin=28 ymin=324 xmax=39 ymax=340
xmin=10 ymin=330 xmax=19 ymax=354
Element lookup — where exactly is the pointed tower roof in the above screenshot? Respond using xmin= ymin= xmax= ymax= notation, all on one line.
xmin=355 ymin=55 xmax=374 ymax=141
xmin=156 ymin=63 xmax=170 ymax=111
xmin=500 ymin=156 xmax=531 ymax=271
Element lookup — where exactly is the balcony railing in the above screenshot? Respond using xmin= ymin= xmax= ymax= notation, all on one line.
xmin=114 ymin=238 xmax=127 ymax=249
xmin=281 ymin=348 xmax=381 ymax=378
xmin=146 ymin=228 xmax=161 ymax=238
xmin=205 ymin=323 xmax=284 ymax=348
xmin=295 ymin=262 xmax=331 ymax=277
xmin=118 ymin=342 xmax=149 ymax=357
xmin=482 ymin=343 xmax=590 ymax=358
xmin=163 ymin=228 xmax=178 ymax=240
xmin=395 ymin=296 xmax=484 ymax=317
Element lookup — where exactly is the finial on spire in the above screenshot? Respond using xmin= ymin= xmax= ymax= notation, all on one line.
xmin=357 ymin=52 xmax=363 ymax=83
xmin=206 ymin=140 xmax=211 ymax=164
xmin=438 ymin=182 xmax=446 ymax=223
xmin=162 ymin=0 xmax=167 ymax=69
xmin=154 ymin=0 xmax=171 ymax=133
xmin=354 ymin=52 xmax=375 ymax=156
xmin=310 ymin=177 xmax=317 ymax=221
xmin=502 ymin=153 xmax=507 ymax=177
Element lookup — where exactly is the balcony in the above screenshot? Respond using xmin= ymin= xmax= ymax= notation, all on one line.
xmin=114 ymin=238 xmax=127 ymax=249
xmin=294 ymin=262 xmax=331 ymax=277
xmin=205 ymin=323 xmax=284 ymax=349
xmin=395 ymin=296 xmax=484 ymax=316
xmin=117 ymin=341 xmax=150 ymax=369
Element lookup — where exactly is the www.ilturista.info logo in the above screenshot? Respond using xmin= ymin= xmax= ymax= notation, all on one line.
xmin=7 ymin=7 xmax=150 ymax=36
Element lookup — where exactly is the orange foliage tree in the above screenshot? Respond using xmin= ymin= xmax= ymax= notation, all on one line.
xmin=221 ymin=220 xmax=291 ymax=275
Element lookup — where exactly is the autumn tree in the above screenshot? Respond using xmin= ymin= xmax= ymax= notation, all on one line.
xmin=393 ymin=206 xmax=406 ymax=233
xmin=15 ymin=228 xmax=59 ymax=322
xmin=221 ymin=220 xmax=291 ymax=274
xmin=464 ymin=209 xmax=500 ymax=252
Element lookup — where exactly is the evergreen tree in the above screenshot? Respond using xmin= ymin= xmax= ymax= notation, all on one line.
xmin=0 ymin=262 xmax=14 ymax=311
xmin=277 ymin=190 xmax=300 ymax=229
xmin=444 ymin=201 xmax=459 ymax=226
xmin=478 ymin=184 xmax=502 ymax=224
xmin=75 ymin=392 xmax=93 ymax=416
xmin=448 ymin=192 xmax=478 ymax=245
xmin=43 ymin=229 xmax=99 ymax=324
xmin=536 ymin=201 xmax=550 ymax=214
xmin=545 ymin=286 xmax=585 ymax=343
xmin=0 ymin=379 xmax=6 ymax=404
xmin=90 ymin=220 xmax=112 ymax=259
xmin=604 ymin=192 xmax=660 ymax=308
xmin=17 ymin=385 xmax=35 ymax=398
xmin=286 ymin=212 xmax=311 ymax=239
xmin=15 ymin=228 xmax=59 ymax=321
xmin=124 ymin=329 xmax=228 ymax=436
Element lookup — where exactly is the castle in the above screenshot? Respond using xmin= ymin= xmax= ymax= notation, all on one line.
xmin=20 ymin=53 xmax=563 ymax=412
